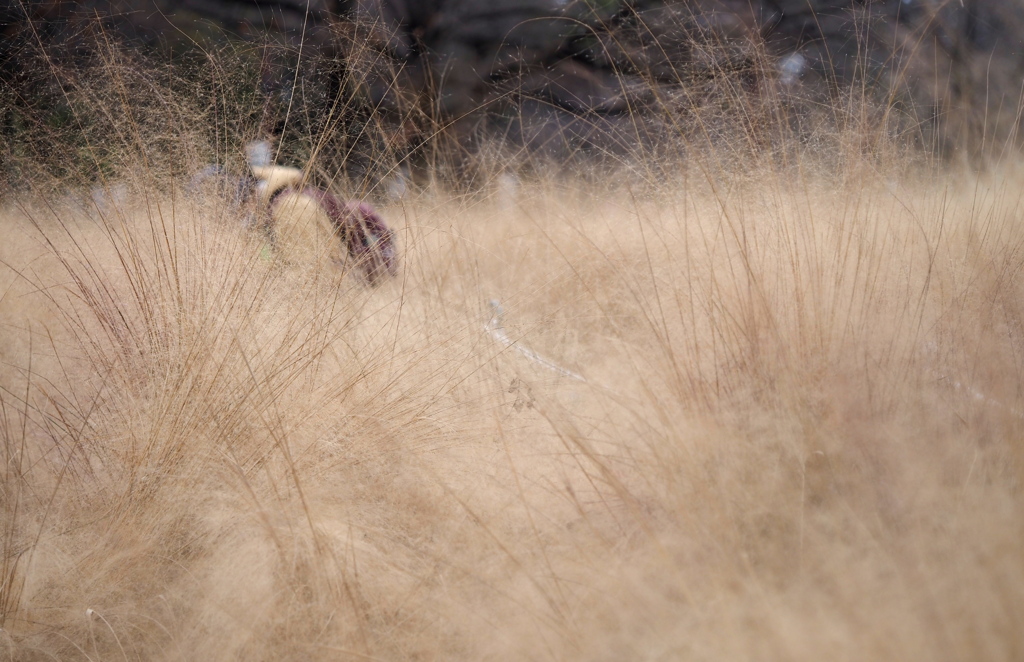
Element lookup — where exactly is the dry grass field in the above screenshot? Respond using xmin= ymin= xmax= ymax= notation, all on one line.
xmin=2 ymin=147 xmax=1023 ymax=660
xmin=2 ymin=28 xmax=1024 ymax=657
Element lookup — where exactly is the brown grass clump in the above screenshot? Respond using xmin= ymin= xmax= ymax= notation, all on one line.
xmin=2 ymin=148 xmax=1023 ymax=660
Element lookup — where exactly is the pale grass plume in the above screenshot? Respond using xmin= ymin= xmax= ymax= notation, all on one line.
xmin=2 ymin=150 xmax=1023 ymax=659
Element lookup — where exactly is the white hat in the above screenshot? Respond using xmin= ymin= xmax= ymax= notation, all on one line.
xmin=246 ymin=140 xmax=272 ymax=167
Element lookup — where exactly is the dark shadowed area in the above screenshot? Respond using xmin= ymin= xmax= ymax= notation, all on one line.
xmin=2 ymin=0 xmax=1023 ymax=190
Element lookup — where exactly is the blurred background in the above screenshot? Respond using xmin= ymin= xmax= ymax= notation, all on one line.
xmin=2 ymin=0 xmax=1023 ymax=192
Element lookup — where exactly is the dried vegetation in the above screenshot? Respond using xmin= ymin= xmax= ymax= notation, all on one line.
xmin=1 ymin=11 xmax=1023 ymax=661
